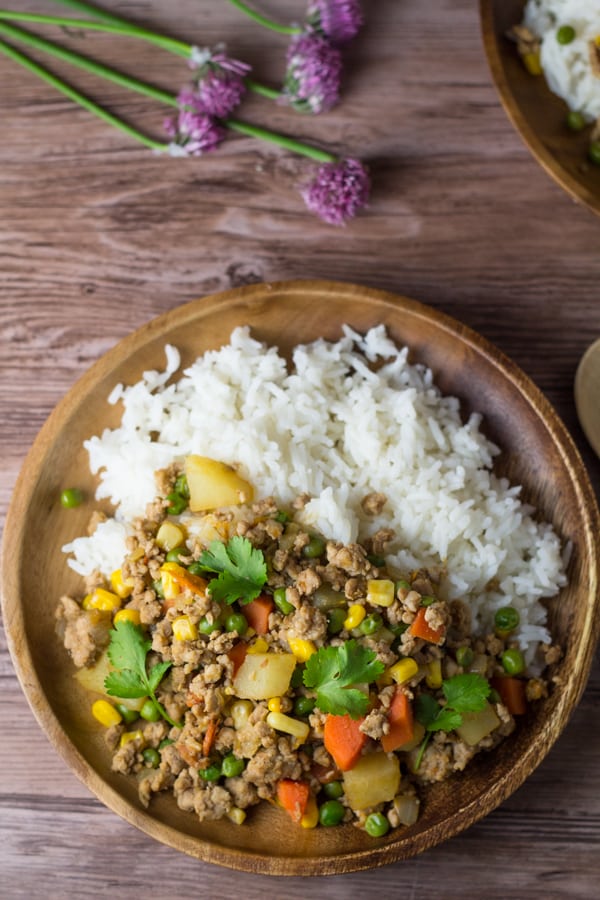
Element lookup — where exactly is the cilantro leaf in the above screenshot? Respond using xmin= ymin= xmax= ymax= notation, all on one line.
xmin=104 ymin=668 xmax=147 ymax=699
xmin=107 ymin=619 xmax=150 ymax=673
xmin=414 ymin=693 xmax=442 ymax=728
xmin=442 ymin=672 xmax=490 ymax=713
xmin=303 ymin=639 xmax=385 ymax=719
xmin=197 ymin=536 xmax=267 ymax=605
xmin=428 ymin=708 xmax=463 ymax=733
xmin=148 ymin=660 xmax=173 ymax=693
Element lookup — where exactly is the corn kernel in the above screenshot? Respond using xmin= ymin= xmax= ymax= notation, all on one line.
xmin=288 ymin=637 xmax=317 ymax=663
xmin=128 ymin=546 xmax=145 ymax=562
xmin=227 ymin=806 xmax=247 ymax=825
xmin=366 ymin=579 xmax=395 ymax=607
xmin=229 ymin=699 xmax=254 ymax=730
xmin=247 ymin=637 xmax=269 ymax=654
xmin=110 ymin=568 xmax=134 ymax=599
xmin=160 ymin=568 xmax=180 ymax=602
xmin=172 ymin=615 xmax=198 ymax=641
xmin=113 ymin=608 xmax=141 ymax=627
xmin=387 ymin=658 xmax=419 ymax=685
xmin=266 ymin=711 xmax=310 ymax=742
xmin=426 ymin=658 xmax=443 ymax=689
xmin=156 ymin=521 xmax=186 ymax=552
xmin=343 ymin=604 xmax=366 ymax=630
xmin=300 ymin=795 xmax=319 ymax=829
xmin=91 ymin=699 xmax=122 ymax=728
xmin=523 ymin=51 xmax=542 ymax=76
xmin=120 ymin=729 xmax=143 ymax=748
xmin=88 ymin=587 xmax=122 ymax=613
xmin=81 ymin=593 xmax=93 ymax=610
xmin=267 ymin=697 xmax=282 ymax=713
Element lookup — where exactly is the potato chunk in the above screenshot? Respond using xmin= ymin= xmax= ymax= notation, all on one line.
xmin=455 ymin=702 xmax=500 ymax=746
xmin=233 ymin=652 xmax=296 ymax=700
xmin=184 ymin=455 xmax=254 ymax=512
xmin=343 ymin=751 xmax=401 ymax=810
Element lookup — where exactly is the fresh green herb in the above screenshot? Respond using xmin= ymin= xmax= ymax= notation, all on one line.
xmin=303 ymin=639 xmax=385 ymax=719
xmin=196 ymin=536 xmax=267 ymax=605
xmin=414 ymin=672 xmax=491 ymax=769
xmin=104 ymin=620 xmax=180 ymax=728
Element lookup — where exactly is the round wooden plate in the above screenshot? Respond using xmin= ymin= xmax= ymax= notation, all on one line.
xmin=2 ymin=280 xmax=599 ymax=874
xmin=480 ymin=0 xmax=600 ymax=216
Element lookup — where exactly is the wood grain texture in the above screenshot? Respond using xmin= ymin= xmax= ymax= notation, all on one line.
xmin=1 ymin=1 xmax=600 ymax=896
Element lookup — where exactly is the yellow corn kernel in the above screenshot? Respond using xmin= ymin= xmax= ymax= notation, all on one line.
xmin=366 ymin=579 xmax=395 ymax=607
xmin=91 ymin=699 xmax=122 ymax=728
xmin=88 ymin=587 xmax=122 ymax=613
xmin=229 ymin=699 xmax=254 ymax=730
xmin=172 ymin=615 xmax=198 ymax=641
xmin=81 ymin=593 xmax=93 ymax=610
xmin=387 ymin=657 xmax=419 ymax=685
xmin=426 ymin=658 xmax=443 ymax=689
xmin=128 ymin=546 xmax=145 ymax=562
xmin=247 ymin=637 xmax=269 ymax=654
xmin=155 ymin=521 xmax=186 ymax=552
xmin=110 ymin=568 xmax=133 ymax=599
xmin=266 ymin=711 xmax=310 ymax=742
xmin=288 ymin=637 xmax=317 ymax=663
xmin=267 ymin=697 xmax=282 ymax=713
xmin=227 ymin=806 xmax=247 ymax=825
xmin=159 ymin=566 xmax=180 ymax=601
xmin=120 ymin=729 xmax=143 ymax=748
xmin=113 ymin=607 xmax=141 ymax=627
xmin=300 ymin=795 xmax=319 ymax=829
xmin=523 ymin=51 xmax=542 ymax=76
xmin=343 ymin=604 xmax=366 ymax=630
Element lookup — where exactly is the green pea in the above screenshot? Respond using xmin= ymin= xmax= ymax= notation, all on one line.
xmin=166 ymin=491 xmax=187 ymax=515
xmin=395 ymin=579 xmax=411 ymax=592
xmin=566 ymin=110 xmax=586 ymax=132
xmin=322 ymin=781 xmax=343 ymax=801
xmin=225 ymin=612 xmax=248 ymax=636
xmin=60 ymin=487 xmax=83 ymax=509
xmin=187 ymin=561 xmax=204 ymax=576
xmin=199 ymin=763 xmax=222 ymax=782
xmin=114 ymin=703 xmax=139 ymax=725
xmin=319 ymin=799 xmax=345 ymax=827
xmin=139 ymin=699 xmax=160 ymax=722
xmin=456 ymin=646 xmax=474 ymax=669
xmin=142 ymin=747 xmax=161 ymax=768
xmin=390 ymin=622 xmax=409 ymax=636
xmin=488 ymin=688 xmax=501 ymax=704
xmin=174 ymin=474 xmax=190 ymax=499
xmin=501 ymin=648 xmax=525 ymax=676
xmin=158 ymin=738 xmax=174 ymax=751
xmin=556 ymin=24 xmax=575 ymax=45
xmin=589 ymin=141 xmax=600 ymax=166
xmin=302 ymin=535 xmax=326 ymax=559
xmin=367 ymin=554 xmax=386 ymax=568
xmin=221 ymin=753 xmax=245 ymax=778
xmin=290 ymin=665 xmax=305 ymax=688
xmin=152 ymin=578 xmax=165 ymax=599
xmin=275 ymin=509 xmax=291 ymax=524
xmin=494 ymin=606 xmax=520 ymax=634
xmin=165 ymin=546 xmax=187 ymax=563
xmin=294 ymin=696 xmax=316 ymax=717
xmin=421 ymin=595 xmax=436 ymax=607
xmin=327 ymin=607 xmax=347 ymax=635
xmin=360 ymin=613 xmax=383 ymax=636
xmin=199 ymin=616 xmax=222 ymax=635
xmin=365 ymin=812 xmax=390 ymax=837
xmin=273 ymin=587 xmax=294 ymax=615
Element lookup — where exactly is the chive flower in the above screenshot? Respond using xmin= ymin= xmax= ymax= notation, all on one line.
xmin=283 ymin=32 xmax=342 ymax=114
xmin=164 ymin=94 xmax=225 ymax=156
xmin=188 ymin=45 xmax=251 ymax=118
xmin=301 ymin=157 xmax=370 ymax=225
xmin=307 ymin=0 xmax=364 ymax=45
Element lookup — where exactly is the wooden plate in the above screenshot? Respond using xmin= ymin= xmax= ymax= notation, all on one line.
xmin=480 ymin=0 xmax=600 ymax=216
xmin=2 ymin=280 xmax=599 ymax=874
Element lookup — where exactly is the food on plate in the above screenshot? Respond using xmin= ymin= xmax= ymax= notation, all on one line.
xmin=57 ymin=326 xmax=566 ymax=834
xmin=509 ymin=1 xmax=600 ymax=164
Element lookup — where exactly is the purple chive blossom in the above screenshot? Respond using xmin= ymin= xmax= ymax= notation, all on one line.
xmin=283 ymin=33 xmax=342 ymax=114
xmin=307 ymin=0 xmax=364 ymax=45
xmin=164 ymin=97 xmax=225 ymax=157
xmin=187 ymin=46 xmax=251 ymax=118
xmin=301 ymin=157 xmax=370 ymax=225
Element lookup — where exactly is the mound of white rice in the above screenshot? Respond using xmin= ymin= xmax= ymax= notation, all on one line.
xmin=63 ymin=325 xmax=567 ymax=665
xmin=523 ymin=0 xmax=600 ymax=121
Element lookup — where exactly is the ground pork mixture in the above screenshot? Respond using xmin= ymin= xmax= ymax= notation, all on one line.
xmin=56 ymin=459 xmax=560 ymax=837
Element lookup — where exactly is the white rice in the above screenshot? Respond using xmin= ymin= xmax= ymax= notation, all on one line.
xmin=63 ymin=325 xmax=567 ymax=666
xmin=523 ymin=0 xmax=600 ymax=121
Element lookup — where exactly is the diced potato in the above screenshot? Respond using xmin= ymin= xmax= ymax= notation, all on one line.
xmin=455 ymin=702 xmax=500 ymax=746
xmin=184 ymin=455 xmax=254 ymax=512
xmin=155 ymin=521 xmax=186 ymax=551
xmin=392 ymin=793 xmax=420 ymax=826
xmin=74 ymin=650 xmax=145 ymax=711
xmin=342 ymin=751 xmax=401 ymax=810
xmin=233 ymin=652 xmax=296 ymax=701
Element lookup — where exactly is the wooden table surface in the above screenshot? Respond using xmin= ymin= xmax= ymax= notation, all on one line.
xmin=1 ymin=2 xmax=599 ymax=897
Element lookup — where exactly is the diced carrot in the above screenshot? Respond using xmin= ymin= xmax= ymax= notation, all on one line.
xmin=491 ymin=676 xmax=527 ymax=715
xmin=323 ymin=713 xmax=367 ymax=772
xmin=409 ymin=607 xmax=445 ymax=645
xmin=202 ymin=718 xmax=219 ymax=756
xmin=227 ymin=641 xmax=248 ymax=676
xmin=276 ymin=779 xmax=311 ymax=824
xmin=242 ymin=594 xmax=274 ymax=635
xmin=381 ymin=688 xmax=415 ymax=753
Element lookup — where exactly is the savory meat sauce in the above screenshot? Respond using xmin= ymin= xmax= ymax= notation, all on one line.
xmin=56 ymin=458 xmax=559 ymax=836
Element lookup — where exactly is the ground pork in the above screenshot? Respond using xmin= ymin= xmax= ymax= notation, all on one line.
xmin=55 ymin=596 xmax=111 ymax=668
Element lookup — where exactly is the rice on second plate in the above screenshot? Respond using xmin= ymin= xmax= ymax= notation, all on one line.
xmin=522 ymin=0 xmax=600 ymax=120
xmin=63 ymin=325 xmax=567 ymax=668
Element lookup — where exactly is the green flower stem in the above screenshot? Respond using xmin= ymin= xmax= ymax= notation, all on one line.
xmin=225 ymin=118 xmax=335 ymax=162
xmin=48 ymin=0 xmax=132 ymax=27
xmin=245 ymin=77 xmax=280 ymax=101
xmin=0 ymin=38 xmax=166 ymax=150
xmin=227 ymin=0 xmax=302 ymax=35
